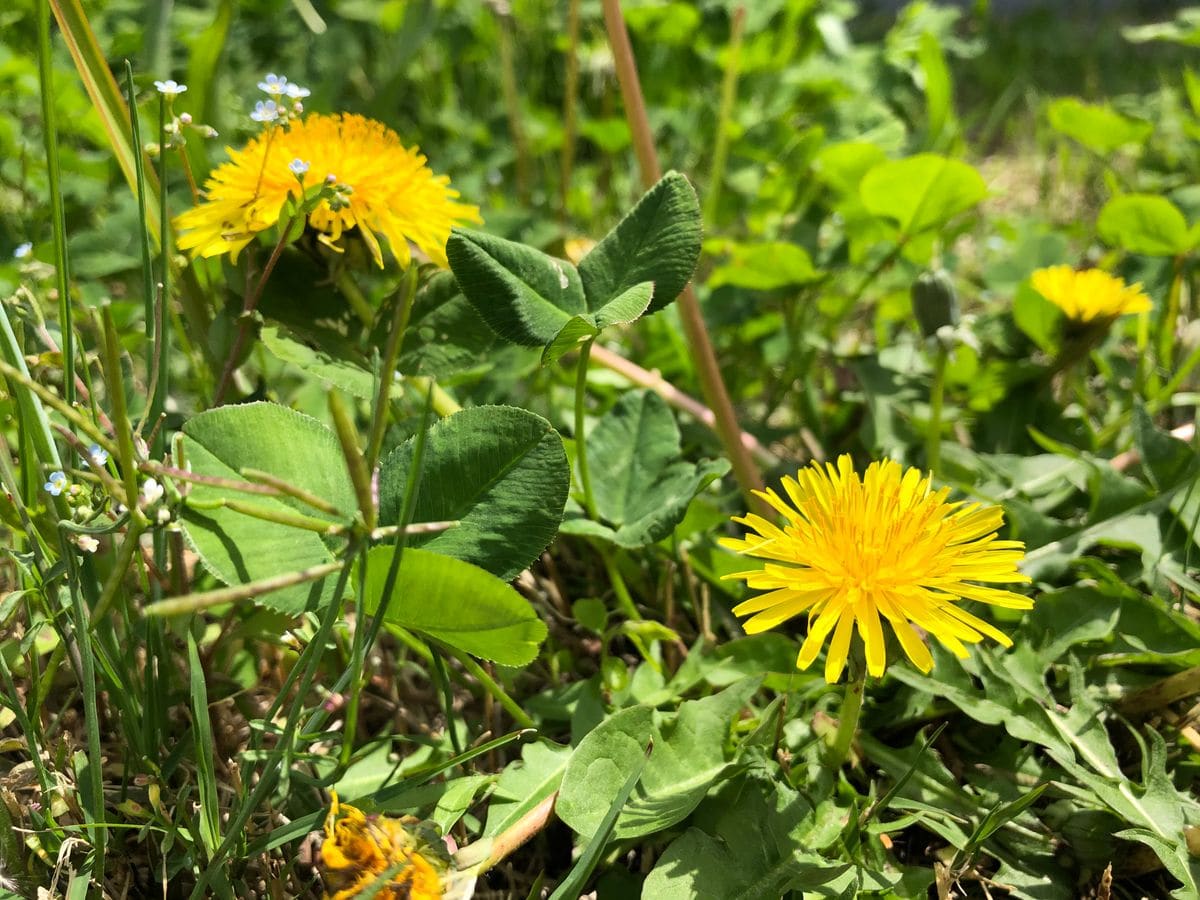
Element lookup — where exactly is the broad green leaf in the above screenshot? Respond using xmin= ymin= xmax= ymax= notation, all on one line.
xmin=559 ymin=390 xmax=730 ymax=548
xmin=360 ymin=546 xmax=547 ymax=666
xmin=378 ymin=406 xmax=569 ymax=581
xmin=813 ymin=141 xmax=887 ymax=197
xmin=556 ymin=705 xmax=653 ymax=839
xmin=706 ymin=241 xmax=823 ymax=291
xmin=180 ymin=403 xmax=354 ymax=615
xmin=447 ymin=228 xmax=585 ymax=347
xmin=549 ymin=744 xmax=649 ymax=900
xmin=1097 ymin=194 xmax=1194 ymax=256
xmin=1046 ymin=98 xmax=1152 ymax=154
xmin=578 ymin=171 xmax=702 ymax=316
xmin=557 ymin=680 xmax=759 ymax=841
xmin=1123 ymin=9 xmax=1200 ymax=47
xmin=860 ymin=154 xmax=986 ymax=236
xmin=484 ymin=741 xmax=572 ymax=838
xmin=399 ymin=272 xmax=497 ymax=379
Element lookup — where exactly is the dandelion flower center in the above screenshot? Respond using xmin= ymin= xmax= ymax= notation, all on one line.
xmin=721 ymin=455 xmax=1033 ymax=683
xmin=175 ymin=112 xmax=481 ymax=269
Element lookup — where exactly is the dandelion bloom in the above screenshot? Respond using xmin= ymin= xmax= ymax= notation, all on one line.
xmin=1030 ymin=265 xmax=1151 ymax=323
xmin=321 ymin=793 xmax=449 ymax=900
xmin=721 ymin=456 xmax=1032 ymax=683
xmin=175 ymin=113 xmax=481 ymax=268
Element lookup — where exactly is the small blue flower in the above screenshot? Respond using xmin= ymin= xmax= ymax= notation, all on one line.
xmin=44 ymin=471 xmax=67 ymax=496
xmin=288 ymin=158 xmax=310 ymax=178
xmin=250 ymin=100 xmax=280 ymax=123
xmin=154 ymin=79 xmax=188 ymax=98
xmin=86 ymin=443 xmax=109 ymax=468
xmin=284 ymin=83 xmax=311 ymax=100
xmin=258 ymin=73 xmax=288 ymax=96
xmin=13 ymin=242 xmax=32 ymax=259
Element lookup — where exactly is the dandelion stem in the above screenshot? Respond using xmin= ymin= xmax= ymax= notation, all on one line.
xmin=213 ymin=213 xmax=298 ymax=404
xmin=574 ymin=338 xmax=598 ymax=520
xmin=926 ymin=342 xmax=948 ymax=476
xmin=827 ymin=658 xmax=865 ymax=771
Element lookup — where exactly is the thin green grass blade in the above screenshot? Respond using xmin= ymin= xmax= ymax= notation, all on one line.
xmin=49 ymin=0 xmax=163 ymax=239
xmin=187 ymin=631 xmax=222 ymax=857
xmin=37 ymin=0 xmax=74 ymax=410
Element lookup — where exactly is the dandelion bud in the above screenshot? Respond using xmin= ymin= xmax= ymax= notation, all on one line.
xmin=911 ymin=268 xmax=960 ymax=339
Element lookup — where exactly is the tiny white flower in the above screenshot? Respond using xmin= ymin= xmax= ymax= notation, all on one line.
xmin=250 ymin=100 xmax=280 ymax=123
xmin=44 ymin=471 xmax=67 ymax=496
xmin=157 ymin=507 xmax=172 ymax=524
xmin=75 ymin=534 xmax=99 ymax=553
xmin=288 ymin=158 xmax=310 ymax=178
xmin=87 ymin=443 xmax=109 ymax=468
xmin=284 ymin=83 xmax=310 ymax=100
xmin=14 ymin=242 xmax=32 ymax=259
xmin=140 ymin=478 xmax=164 ymax=506
xmin=258 ymin=73 xmax=288 ymax=96
xmin=154 ymin=79 xmax=188 ymax=98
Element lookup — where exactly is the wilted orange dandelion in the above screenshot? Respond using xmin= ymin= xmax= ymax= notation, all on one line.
xmin=321 ymin=793 xmax=449 ymax=900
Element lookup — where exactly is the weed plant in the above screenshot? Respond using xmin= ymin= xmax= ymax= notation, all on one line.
xmin=2 ymin=1 xmax=1200 ymax=898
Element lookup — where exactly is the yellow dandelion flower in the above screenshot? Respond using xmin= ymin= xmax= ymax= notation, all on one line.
xmin=321 ymin=792 xmax=449 ymax=900
xmin=1030 ymin=265 xmax=1152 ymax=323
xmin=720 ymin=455 xmax=1033 ymax=683
xmin=175 ymin=113 xmax=481 ymax=269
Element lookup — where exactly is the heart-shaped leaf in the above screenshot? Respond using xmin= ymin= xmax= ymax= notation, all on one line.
xmin=378 ymin=405 xmax=570 ymax=581
xmin=180 ymin=403 xmax=355 ymax=615
xmin=579 ymin=171 xmax=701 ymax=316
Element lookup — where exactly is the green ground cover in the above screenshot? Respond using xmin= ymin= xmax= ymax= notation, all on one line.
xmin=3 ymin=1 xmax=1200 ymax=897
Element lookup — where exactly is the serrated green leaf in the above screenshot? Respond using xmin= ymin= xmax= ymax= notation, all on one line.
xmin=559 ymin=390 xmax=730 ymax=547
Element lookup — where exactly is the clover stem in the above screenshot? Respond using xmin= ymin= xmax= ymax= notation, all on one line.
xmin=574 ymin=338 xmax=598 ymax=520
xmin=827 ymin=656 xmax=866 ymax=771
